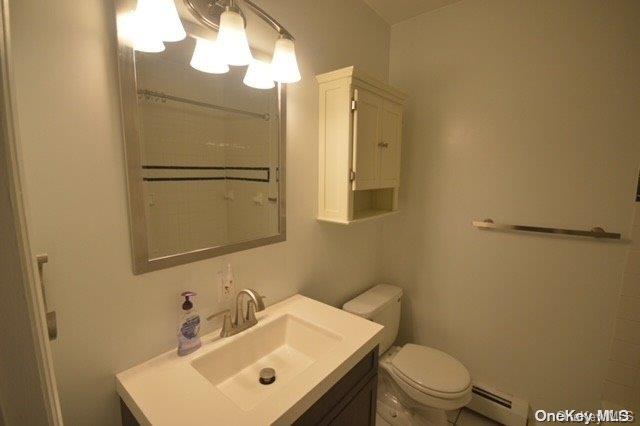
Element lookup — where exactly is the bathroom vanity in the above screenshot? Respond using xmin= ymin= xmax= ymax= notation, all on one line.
xmin=116 ymin=295 xmax=382 ymax=425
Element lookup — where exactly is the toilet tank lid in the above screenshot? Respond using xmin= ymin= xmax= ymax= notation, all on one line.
xmin=342 ymin=284 xmax=403 ymax=318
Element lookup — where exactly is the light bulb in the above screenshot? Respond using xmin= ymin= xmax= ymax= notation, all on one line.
xmin=271 ymin=37 xmax=301 ymax=83
xmin=217 ymin=9 xmax=253 ymax=66
xmin=190 ymin=38 xmax=229 ymax=74
xmin=243 ymin=59 xmax=275 ymax=89
xmin=118 ymin=11 xmax=165 ymax=53
xmin=136 ymin=0 xmax=186 ymax=43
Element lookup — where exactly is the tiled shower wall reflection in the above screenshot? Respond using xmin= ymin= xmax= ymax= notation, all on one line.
xmin=135 ymin=46 xmax=279 ymax=258
xmin=603 ymin=206 xmax=640 ymax=410
xmin=139 ymin=101 xmax=278 ymax=258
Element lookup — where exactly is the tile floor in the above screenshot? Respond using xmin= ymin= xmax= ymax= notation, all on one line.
xmin=376 ymin=407 xmax=501 ymax=425
xmin=448 ymin=408 xmax=501 ymax=425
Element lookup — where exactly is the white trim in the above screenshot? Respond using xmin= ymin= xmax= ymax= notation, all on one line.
xmin=315 ymin=66 xmax=408 ymax=103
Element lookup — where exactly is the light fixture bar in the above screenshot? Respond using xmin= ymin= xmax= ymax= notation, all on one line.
xmin=241 ymin=0 xmax=293 ymax=39
xmin=183 ymin=0 xmax=294 ymax=40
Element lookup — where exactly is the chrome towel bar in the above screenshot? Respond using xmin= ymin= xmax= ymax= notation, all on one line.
xmin=472 ymin=218 xmax=621 ymax=240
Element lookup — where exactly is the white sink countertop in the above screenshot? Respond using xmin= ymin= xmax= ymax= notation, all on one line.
xmin=116 ymin=294 xmax=383 ymax=425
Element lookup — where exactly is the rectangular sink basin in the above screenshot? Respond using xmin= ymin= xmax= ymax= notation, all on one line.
xmin=116 ymin=295 xmax=384 ymax=425
xmin=191 ymin=314 xmax=342 ymax=411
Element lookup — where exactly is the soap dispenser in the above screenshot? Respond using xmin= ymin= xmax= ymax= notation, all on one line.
xmin=177 ymin=291 xmax=201 ymax=356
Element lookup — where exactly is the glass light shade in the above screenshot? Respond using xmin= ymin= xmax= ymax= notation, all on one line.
xmin=271 ymin=37 xmax=301 ymax=83
xmin=243 ymin=59 xmax=275 ymax=89
xmin=116 ymin=12 xmax=137 ymax=47
xmin=134 ymin=31 xmax=166 ymax=53
xmin=190 ymin=38 xmax=229 ymax=74
xmin=217 ymin=9 xmax=253 ymax=66
xmin=136 ymin=0 xmax=186 ymax=42
xmin=119 ymin=11 xmax=165 ymax=52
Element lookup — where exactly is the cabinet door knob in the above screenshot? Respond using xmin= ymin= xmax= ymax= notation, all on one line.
xmin=378 ymin=142 xmax=389 ymax=148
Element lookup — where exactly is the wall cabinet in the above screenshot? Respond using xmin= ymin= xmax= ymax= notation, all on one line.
xmin=317 ymin=67 xmax=406 ymax=224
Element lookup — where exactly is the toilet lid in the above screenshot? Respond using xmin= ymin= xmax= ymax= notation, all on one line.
xmin=391 ymin=344 xmax=471 ymax=395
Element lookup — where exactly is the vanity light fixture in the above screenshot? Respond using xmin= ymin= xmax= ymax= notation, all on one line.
xmin=136 ymin=0 xmax=186 ymax=43
xmin=217 ymin=7 xmax=253 ymax=66
xmin=118 ymin=10 xmax=165 ymax=53
xmin=123 ymin=0 xmax=301 ymax=88
xmin=271 ymin=36 xmax=301 ymax=83
xmin=243 ymin=59 xmax=275 ymax=89
xmin=190 ymin=37 xmax=230 ymax=74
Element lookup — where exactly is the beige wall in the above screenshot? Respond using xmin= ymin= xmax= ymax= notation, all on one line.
xmin=9 ymin=0 xmax=389 ymax=424
xmin=384 ymin=0 xmax=640 ymax=412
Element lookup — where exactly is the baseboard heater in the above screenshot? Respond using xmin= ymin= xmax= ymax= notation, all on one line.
xmin=467 ymin=382 xmax=529 ymax=425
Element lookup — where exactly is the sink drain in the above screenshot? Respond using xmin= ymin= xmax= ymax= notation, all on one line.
xmin=259 ymin=367 xmax=276 ymax=385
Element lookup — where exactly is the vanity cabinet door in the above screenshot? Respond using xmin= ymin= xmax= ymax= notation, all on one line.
xmin=352 ymin=88 xmax=383 ymax=191
xmin=328 ymin=374 xmax=377 ymax=426
xmin=293 ymin=347 xmax=378 ymax=426
xmin=378 ymin=100 xmax=402 ymax=188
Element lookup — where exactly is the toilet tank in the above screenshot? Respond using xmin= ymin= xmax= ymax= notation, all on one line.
xmin=342 ymin=284 xmax=403 ymax=353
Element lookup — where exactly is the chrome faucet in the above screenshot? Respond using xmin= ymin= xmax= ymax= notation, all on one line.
xmin=206 ymin=289 xmax=266 ymax=337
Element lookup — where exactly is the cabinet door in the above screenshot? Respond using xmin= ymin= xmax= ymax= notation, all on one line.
xmin=352 ymin=88 xmax=383 ymax=190
xmin=378 ymin=100 xmax=402 ymax=188
xmin=328 ymin=374 xmax=377 ymax=426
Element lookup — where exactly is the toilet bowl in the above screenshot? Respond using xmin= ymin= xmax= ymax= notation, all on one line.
xmin=343 ymin=284 xmax=472 ymax=425
xmin=379 ymin=345 xmax=472 ymax=425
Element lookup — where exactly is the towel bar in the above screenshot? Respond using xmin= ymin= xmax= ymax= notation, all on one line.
xmin=472 ymin=218 xmax=621 ymax=240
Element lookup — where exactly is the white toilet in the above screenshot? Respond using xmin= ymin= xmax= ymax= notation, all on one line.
xmin=343 ymin=284 xmax=472 ymax=425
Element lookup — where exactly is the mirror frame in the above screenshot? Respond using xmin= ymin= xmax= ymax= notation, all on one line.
xmin=114 ymin=1 xmax=286 ymax=274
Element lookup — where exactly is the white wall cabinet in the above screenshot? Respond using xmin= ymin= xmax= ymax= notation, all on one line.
xmin=317 ymin=66 xmax=407 ymax=224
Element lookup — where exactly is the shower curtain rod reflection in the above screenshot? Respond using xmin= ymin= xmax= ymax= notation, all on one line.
xmin=137 ymin=89 xmax=271 ymax=121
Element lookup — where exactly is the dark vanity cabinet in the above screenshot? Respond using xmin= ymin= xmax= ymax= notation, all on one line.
xmin=293 ymin=346 xmax=378 ymax=426
xmin=121 ymin=347 xmax=379 ymax=426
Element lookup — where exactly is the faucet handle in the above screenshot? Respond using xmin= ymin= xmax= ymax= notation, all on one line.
xmin=247 ymin=289 xmax=266 ymax=310
xmin=246 ymin=300 xmax=257 ymax=322
xmin=207 ymin=309 xmax=233 ymax=337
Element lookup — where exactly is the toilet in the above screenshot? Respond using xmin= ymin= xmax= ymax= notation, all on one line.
xmin=343 ymin=284 xmax=472 ymax=425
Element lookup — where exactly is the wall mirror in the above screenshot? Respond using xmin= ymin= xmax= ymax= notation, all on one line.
xmin=115 ymin=0 xmax=298 ymax=274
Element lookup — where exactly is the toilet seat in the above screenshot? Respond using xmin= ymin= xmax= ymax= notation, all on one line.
xmin=380 ymin=344 xmax=472 ymax=411
xmin=391 ymin=344 xmax=471 ymax=398
xmin=341 ymin=284 xmax=473 ymax=418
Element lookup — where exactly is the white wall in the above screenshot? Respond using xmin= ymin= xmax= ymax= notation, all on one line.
xmin=8 ymin=0 xmax=389 ymax=424
xmin=384 ymin=0 xmax=640 ymax=412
